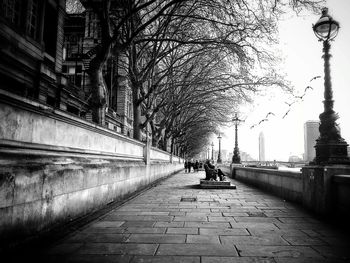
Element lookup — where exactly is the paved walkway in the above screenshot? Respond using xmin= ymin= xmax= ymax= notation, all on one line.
xmin=32 ymin=171 xmax=350 ymax=262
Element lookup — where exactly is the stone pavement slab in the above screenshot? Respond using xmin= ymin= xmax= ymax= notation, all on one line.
xmin=76 ymin=243 xmax=158 ymax=255
xmin=124 ymin=227 xmax=167 ymax=234
xmin=18 ymin=170 xmax=350 ymax=263
xmin=156 ymin=243 xmax=238 ymax=256
xmin=126 ymin=234 xmax=186 ymax=243
xmin=186 ymin=234 xmax=220 ymax=244
xmin=236 ymin=245 xmax=323 ymax=258
xmin=201 ymin=257 xmax=276 ymax=263
xmin=131 ymin=255 xmax=200 ymax=263
xmin=220 ymin=235 xmax=289 ymax=246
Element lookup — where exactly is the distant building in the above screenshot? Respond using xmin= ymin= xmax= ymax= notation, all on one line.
xmin=221 ymin=149 xmax=228 ymax=161
xmin=259 ymin=132 xmax=265 ymax=161
xmin=228 ymin=152 xmax=233 ymax=162
xmin=241 ymin=151 xmax=255 ymax=162
xmin=304 ymin=121 xmax=320 ymax=162
xmin=289 ymin=155 xmax=303 ymax=162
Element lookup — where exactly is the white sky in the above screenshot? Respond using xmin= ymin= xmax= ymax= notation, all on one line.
xmin=216 ymin=0 xmax=350 ymax=161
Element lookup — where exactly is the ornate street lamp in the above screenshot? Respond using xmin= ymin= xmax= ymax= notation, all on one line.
xmin=211 ymin=142 xmax=214 ymax=161
xmin=232 ymin=113 xmax=243 ymax=164
xmin=217 ymin=133 xmax=222 ymax=163
xmin=312 ymin=8 xmax=349 ymax=164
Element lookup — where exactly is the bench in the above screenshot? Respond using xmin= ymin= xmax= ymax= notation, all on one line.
xmin=200 ymin=179 xmax=236 ymax=189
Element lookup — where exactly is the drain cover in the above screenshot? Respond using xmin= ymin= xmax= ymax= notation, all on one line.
xmin=247 ymin=212 xmax=266 ymax=217
xmin=180 ymin=197 xmax=197 ymax=202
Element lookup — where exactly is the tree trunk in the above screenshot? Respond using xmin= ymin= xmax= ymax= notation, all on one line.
xmin=150 ymin=122 xmax=160 ymax=147
xmin=133 ymin=87 xmax=142 ymax=140
xmin=152 ymin=135 xmax=158 ymax=147
xmin=170 ymin=137 xmax=174 ymax=154
xmin=88 ymin=1 xmax=112 ymax=125
xmin=163 ymin=136 xmax=168 ymax=152
xmin=89 ymin=67 xmax=107 ymax=125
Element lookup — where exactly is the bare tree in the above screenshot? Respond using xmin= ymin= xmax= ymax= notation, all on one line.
xmin=69 ymin=0 xmax=324 ymax=148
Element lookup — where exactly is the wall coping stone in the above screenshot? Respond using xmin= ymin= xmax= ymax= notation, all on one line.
xmin=0 ymin=89 xmax=144 ymax=147
xmin=235 ymin=166 xmax=301 ymax=178
xmin=0 ymin=138 xmax=144 ymax=161
xmin=333 ymin=174 xmax=350 ymax=184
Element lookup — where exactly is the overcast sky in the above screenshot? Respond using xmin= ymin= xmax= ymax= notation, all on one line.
xmin=217 ymin=0 xmax=350 ymax=161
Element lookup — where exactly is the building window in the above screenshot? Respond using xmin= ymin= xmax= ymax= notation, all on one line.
xmin=67 ymin=105 xmax=79 ymax=115
xmin=63 ymin=64 xmax=83 ymax=87
xmin=127 ymin=102 xmax=132 ymax=118
xmin=46 ymin=95 xmax=56 ymax=107
xmin=127 ymin=91 xmax=133 ymax=119
xmin=1 ymin=0 xmax=42 ymax=40
xmin=43 ymin=1 xmax=57 ymax=57
xmin=63 ymin=34 xmax=84 ymax=60
xmin=26 ymin=0 xmax=39 ymax=39
xmin=1 ymin=0 xmax=22 ymax=27
xmin=76 ymin=65 xmax=82 ymax=73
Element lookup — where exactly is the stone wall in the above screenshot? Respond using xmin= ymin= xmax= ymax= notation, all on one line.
xmin=222 ymin=165 xmax=302 ymax=203
xmin=302 ymin=165 xmax=350 ymax=216
xmin=333 ymin=174 xmax=350 ymax=219
xmin=0 ymin=91 xmax=184 ymax=244
xmin=150 ymin=147 xmax=172 ymax=162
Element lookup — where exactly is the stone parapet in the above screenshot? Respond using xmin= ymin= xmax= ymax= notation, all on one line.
xmin=222 ymin=165 xmax=302 ymax=204
xmin=0 ymin=92 xmax=184 ymax=245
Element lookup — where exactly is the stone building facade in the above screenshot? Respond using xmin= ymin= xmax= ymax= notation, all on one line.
xmin=62 ymin=4 xmax=134 ymax=136
xmin=0 ymin=0 xmax=83 ymax=111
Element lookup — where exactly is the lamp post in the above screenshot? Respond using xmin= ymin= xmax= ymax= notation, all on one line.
xmin=232 ymin=113 xmax=243 ymax=164
xmin=312 ymin=8 xmax=349 ymax=164
xmin=211 ymin=142 xmax=214 ymax=161
xmin=217 ymin=133 xmax=222 ymax=163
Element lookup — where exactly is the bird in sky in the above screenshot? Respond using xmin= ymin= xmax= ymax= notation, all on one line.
xmin=284 ymin=101 xmax=295 ymax=107
xmin=294 ymin=94 xmax=305 ymax=100
xmin=310 ymin=75 xmax=321 ymax=82
xmin=258 ymin=118 xmax=268 ymax=124
xmin=282 ymin=109 xmax=290 ymax=119
xmin=265 ymin=112 xmax=275 ymax=118
xmin=304 ymin=86 xmax=313 ymax=92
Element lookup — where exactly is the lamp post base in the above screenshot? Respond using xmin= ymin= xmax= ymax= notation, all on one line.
xmin=312 ymin=141 xmax=350 ymax=165
xmin=217 ymin=158 xmax=222 ymax=164
xmin=232 ymin=156 xmax=241 ymax=164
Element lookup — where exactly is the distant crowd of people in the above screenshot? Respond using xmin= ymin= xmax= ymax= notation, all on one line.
xmin=184 ymin=160 xmax=200 ymax=173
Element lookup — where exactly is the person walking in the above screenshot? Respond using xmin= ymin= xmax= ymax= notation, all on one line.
xmin=194 ymin=160 xmax=199 ymax=172
xmin=187 ymin=160 xmax=192 ymax=173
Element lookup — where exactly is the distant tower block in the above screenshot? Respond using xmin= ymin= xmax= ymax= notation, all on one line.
xmin=259 ymin=132 xmax=265 ymax=161
xmin=304 ymin=121 xmax=320 ymax=162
